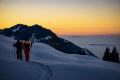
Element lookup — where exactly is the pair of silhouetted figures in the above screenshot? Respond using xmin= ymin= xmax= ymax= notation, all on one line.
xmin=13 ymin=38 xmax=32 ymax=63
xmin=103 ymin=46 xmax=119 ymax=63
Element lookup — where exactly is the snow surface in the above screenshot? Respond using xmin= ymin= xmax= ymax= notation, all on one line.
xmin=12 ymin=26 xmax=21 ymax=32
xmin=41 ymin=36 xmax=52 ymax=40
xmin=30 ymin=35 xmax=52 ymax=42
xmin=0 ymin=35 xmax=120 ymax=80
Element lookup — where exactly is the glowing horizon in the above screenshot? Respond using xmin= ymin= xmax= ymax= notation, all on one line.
xmin=0 ymin=0 xmax=120 ymax=36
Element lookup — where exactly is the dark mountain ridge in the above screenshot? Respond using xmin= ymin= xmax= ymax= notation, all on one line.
xmin=0 ymin=24 xmax=97 ymax=57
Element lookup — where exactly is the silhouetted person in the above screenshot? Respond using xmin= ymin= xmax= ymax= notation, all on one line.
xmin=14 ymin=40 xmax=23 ymax=60
xmin=22 ymin=38 xmax=32 ymax=63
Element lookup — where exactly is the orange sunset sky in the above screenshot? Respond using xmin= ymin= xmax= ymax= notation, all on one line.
xmin=0 ymin=0 xmax=120 ymax=36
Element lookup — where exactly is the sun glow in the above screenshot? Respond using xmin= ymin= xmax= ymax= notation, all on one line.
xmin=0 ymin=0 xmax=120 ymax=35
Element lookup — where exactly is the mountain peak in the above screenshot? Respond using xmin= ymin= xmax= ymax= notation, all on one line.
xmin=13 ymin=24 xmax=28 ymax=27
xmin=31 ymin=24 xmax=50 ymax=31
xmin=32 ymin=24 xmax=40 ymax=27
xmin=31 ymin=24 xmax=44 ymax=29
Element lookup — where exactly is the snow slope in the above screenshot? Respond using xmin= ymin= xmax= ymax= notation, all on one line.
xmin=0 ymin=35 xmax=120 ymax=80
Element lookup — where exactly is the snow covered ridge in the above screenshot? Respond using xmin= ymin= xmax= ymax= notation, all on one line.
xmin=0 ymin=34 xmax=120 ymax=80
xmin=0 ymin=24 xmax=97 ymax=57
xmin=12 ymin=25 xmax=21 ymax=32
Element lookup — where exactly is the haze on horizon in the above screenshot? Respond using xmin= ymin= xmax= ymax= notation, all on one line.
xmin=0 ymin=0 xmax=120 ymax=36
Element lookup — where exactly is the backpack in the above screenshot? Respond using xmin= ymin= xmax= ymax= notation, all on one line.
xmin=14 ymin=42 xmax=23 ymax=49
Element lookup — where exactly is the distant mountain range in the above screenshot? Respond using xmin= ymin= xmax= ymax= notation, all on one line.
xmin=0 ymin=24 xmax=96 ymax=57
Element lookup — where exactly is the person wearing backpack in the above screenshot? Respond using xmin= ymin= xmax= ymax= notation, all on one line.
xmin=13 ymin=40 xmax=23 ymax=60
xmin=22 ymin=38 xmax=32 ymax=63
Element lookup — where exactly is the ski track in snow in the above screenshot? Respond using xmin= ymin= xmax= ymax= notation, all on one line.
xmin=30 ymin=61 xmax=53 ymax=80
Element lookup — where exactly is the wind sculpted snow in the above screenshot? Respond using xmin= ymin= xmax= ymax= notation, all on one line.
xmin=0 ymin=35 xmax=120 ymax=80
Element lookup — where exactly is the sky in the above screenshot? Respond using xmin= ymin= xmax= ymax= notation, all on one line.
xmin=0 ymin=0 xmax=120 ymax=36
